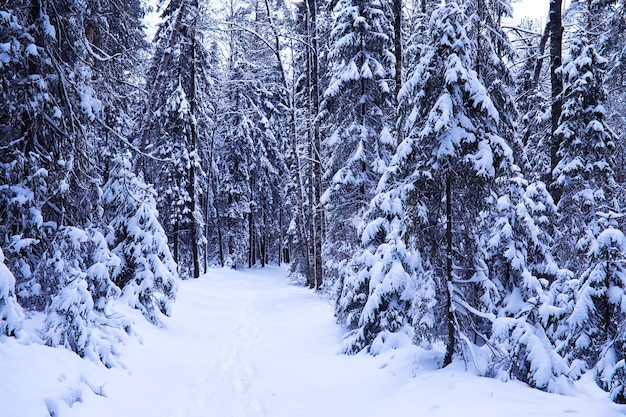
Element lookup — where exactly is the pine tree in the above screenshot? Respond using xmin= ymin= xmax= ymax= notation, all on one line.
xmin=467 ymin=0 xmax=518 ymax=148
xmin=41 ymin=226 xmax=128 ymax=367
xmin=511 ymin=18 xmax=552 ymax=181
xmin=486 ymin=172 xmax=571 ymax=391
xmin=549 ymin=222 xmax=626 ymax=402
xmin=103 ymin=155 xmax=178 ymax=326
xmin=597 ymin=0 xmax=626 ymax=198
xmin=338 ymin=187 xmax=427 ymax=353
xmin=139 ymin=0 xmax=207 ymax=278
xmin=320 ymin=0 xmax=396 ymax=291
xmin=396 ymin=1 xmax=515 ymax=366
xmin=0 ymin=0 xmax=145 ymax=313
xmin=589 ymin=226 xmax=626 ymax=403
xmin=552 ymin=36 xmax=617 ymax=272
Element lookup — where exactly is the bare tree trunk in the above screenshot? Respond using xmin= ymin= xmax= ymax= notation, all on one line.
xmin=188 ymin=8 xmax=200 ymax=278
xmin=228 ymin=210 xmax=235 ymax=269
xmin=204 ymin=189 xmax=210 ymax=270
xmin=444 ymin=171 xmax=455 ymax=367
xmin=188 ymin=159 xmax=200 ymax=277
xmin=248 ymin=190 xmax=255 ymax=269
xmin=549 ymin=0 xmax=563 ymax=199
xmin=278 ymin=208 xmax=283 ymax=266
xmin=291 ymin=111 xmax=313 ymax=282
xmin=306 ymin=0 xmax=324 ymax=290
xmin=262 ymin=209 xmax=268 ymax=267
xmin=214 ymin=185 xmax=225 ymax=267
xmin=173 ymin=220 xmax=180 ymax=270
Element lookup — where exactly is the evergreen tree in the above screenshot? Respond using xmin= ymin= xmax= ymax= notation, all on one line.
xmin=587 ymin=226 xmax=626 ymax=403
xmin=139 ymin=0 xmax=207 ymax=278
xmin=337 ymin=186 xmax=427 ymax=354
xmin=548 ymin=221 xmax=626 ymax=402
xmin=103 ymin=155 xmax=178 ymax=326
xmin=511 ymin=18 xmax=552 ymax=181
xmin=597 ymin=1 xmax=626 ymax=201
xmin=552 ymin=36 xmax=617 ymax=272
xmin=320 ymin=0 xmax=396 ymax=291
xmin=396 ymin=1 xmax=514 ymax=366
xmin=0 ymin=247 xmax=24 ymax=337
xmin=467 ymin=0 xmax=518 ymax=149
xmin=212 ymin=0 xmax=288 ymax=270
xmin=486 ymin=173 xmax=570 ymax=391
xmin=0 ymin=0 xmax=146 ymax=314
xmin=42 ymin=226 xmax=128 ymax=367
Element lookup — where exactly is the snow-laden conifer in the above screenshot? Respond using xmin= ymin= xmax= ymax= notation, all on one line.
xmin=486 ymin=172 xmax=571 ymax=391
xmin=549 ymin=222 xmax=626 ymax=401
xmin=320 ymin=0 xmax=396 ymax=288
xmin=552 ymin=36 xmax=617 ymax=272
xmin=42 ymin=227 xmax=128 ymax=367
xmin=395 ymin=1 xmax=515 ymax=366
xmin=103 ymin=155 xmax=178 ymax=326
xmin=0 ymin=247 xmax=24 ymax=337
xmin=139 ymin=0 xmax=207 ymax=277
xmin=338 ymin=190 xmax=424 ymax=354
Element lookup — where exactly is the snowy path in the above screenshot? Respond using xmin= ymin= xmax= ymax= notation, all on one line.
xmin=66 ymin=266 xmax=408 ymax=417
xmin=3 ymin=266 xmax=626 ymax=416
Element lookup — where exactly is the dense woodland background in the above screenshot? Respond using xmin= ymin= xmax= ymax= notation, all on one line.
xmin=1 ymin=0 xmax=626 ymax=403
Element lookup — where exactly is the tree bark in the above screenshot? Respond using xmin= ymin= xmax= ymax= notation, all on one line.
xmin=173 ymin=220 xmax=180 ymax=269
xmin=214 ymin=179 xmax=225 ymax=267
xmin=307 ymin=0 xmax=324 ymax=290
xmin=549 ymin=0 xmax=563 ymax=195
xmin=188 ymin=7 xmax=200 ymax=278
xmin=292 ymin=126 xmax=313 ymax=282
xmin=248 ymin=207 xmax=254 ymax=268
xmin=444 ymin=170 xmax=455 ymax=367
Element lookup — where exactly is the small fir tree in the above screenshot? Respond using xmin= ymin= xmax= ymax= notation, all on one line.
xmin=103 ymin=155 xmax=178 ymax=326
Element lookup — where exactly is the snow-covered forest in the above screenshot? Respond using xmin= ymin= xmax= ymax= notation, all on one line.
xmin=2 ymin=0 xmax=626 ymax=408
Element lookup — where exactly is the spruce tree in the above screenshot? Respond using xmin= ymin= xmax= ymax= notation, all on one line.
xmin=552 ymin=37 xmax=618 ymax=272
xmin=320 ymin=0 xmax=396 ymax=291
xmin=139 ymin=0 xmax=207 ymax=278
xmin=396 ymin=1 xmax=514 ymax=366
xmin=103 ymin=155 xmax=178 ymax=326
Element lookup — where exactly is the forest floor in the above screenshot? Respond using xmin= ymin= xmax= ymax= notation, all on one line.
xmin=2 ymin=265 xmax=625 ymax=417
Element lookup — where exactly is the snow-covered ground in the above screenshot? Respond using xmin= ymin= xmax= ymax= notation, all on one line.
xmin=2 ymin=266 xmax=625 ymax=417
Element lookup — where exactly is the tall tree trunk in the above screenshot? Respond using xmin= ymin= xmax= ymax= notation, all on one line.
xmin=307 ymin=0 xmax=324 ymax=290
xmin=549 ymin=0 xmax=563 ymax=199
xmin=173 ymin=220 xmax=180 ymax=269
xmin=188 ymin=160 xmax=200 ymax=278
xmin=278 ymin=207 xmax=283 ymax=266
xmin=227 ymin=194 xmax=236 ymax=269
xmin=262 ymin=209 xmax=268 ymax=267
xmin=188 ymin=6 xmax=200 ymax=278
xmin=214 ymin=181 xmax=225 ymax=267
xmin=291 ymin=110 xmax=313 ymax=282
xmin=444 ymin=170 xmax=455 ymax=367
xmin=249 ymin=188 xmax=255 ymax=268
xmin=204 ymin=189 xmax=210 ymax=271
